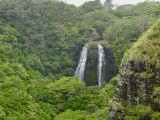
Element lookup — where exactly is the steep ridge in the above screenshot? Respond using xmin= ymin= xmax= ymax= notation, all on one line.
xmin=109 ymin=20 xmax=160 ymax=119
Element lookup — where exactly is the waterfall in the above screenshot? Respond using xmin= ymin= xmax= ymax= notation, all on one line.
xmin=97 ymin=44 xmax=106 ymax=86
xmin=75 ymin=45 xmax=88 ymax=83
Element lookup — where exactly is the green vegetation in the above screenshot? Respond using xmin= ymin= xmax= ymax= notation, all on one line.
xmin=117 ymin=102 xmax=160 ymax=120
xmin=115 ymin=12 xmax=160 ymax=120
xmin=0 ymin=0 xmax=160 ymax=119
xmin=0 ymin=66 xmax=115 ymax=119
xmin=123 ymin=19 xmax=160 ymax=82
xmin=125 ymin=20 xmax=160 ymax=62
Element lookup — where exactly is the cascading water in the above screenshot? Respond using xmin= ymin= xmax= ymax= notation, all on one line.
xmin=97 ymin=44 xmax=106 ymax=86
xmin=75 ymin=45 xmax=88 ymax=83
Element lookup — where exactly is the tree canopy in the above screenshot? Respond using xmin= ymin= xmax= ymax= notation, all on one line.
xmin=0 ymin=0 xmax=160 ymax=119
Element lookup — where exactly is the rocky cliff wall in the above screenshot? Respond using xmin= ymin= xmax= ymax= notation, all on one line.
xmin=109 ymin=20 xmax=160 ymax=120
xmin=109 ymin=59 xmax=160 ymax=120
xmin=85 ymin=44 xmax=98 ymax=86
xmin=103 ymin=46 xmax=117 ymax=83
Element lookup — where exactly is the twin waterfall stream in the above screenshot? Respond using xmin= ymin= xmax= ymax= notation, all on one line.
xmin=75 ymin=45 xmax=88 ymax=83
xmin=75 ymin=44 xmax=106 ymax=86
xmin=97 ymin=44 xmax=106 ymax=86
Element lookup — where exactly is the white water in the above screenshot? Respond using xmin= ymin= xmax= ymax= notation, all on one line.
xmin=97 ymin=44 xmax=106 ymax=86
xmin=75 ymin=45 xmax=88 ymax=83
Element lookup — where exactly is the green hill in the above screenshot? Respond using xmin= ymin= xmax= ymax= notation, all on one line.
xmin=0 ymin=0 xmax=160 ymax=119
xmin=125 ymin=19 xmax=160 ymax=64
xmin=109 ymin=19 xmax=160 ymax=120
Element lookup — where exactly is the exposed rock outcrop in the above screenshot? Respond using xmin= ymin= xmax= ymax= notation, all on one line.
xmin=104 ymin=46 xmax=117 ymax=83
xmin=109 ymin=59 xmax=160 ymax=120
xmin=109 ymin=20 xmax=160 ymax=120
xmin=85 ymin=44 xmax=98 ymax=86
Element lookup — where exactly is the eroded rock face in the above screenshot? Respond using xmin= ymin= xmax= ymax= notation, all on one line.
xmin=85 ymin=44 xmax=99 ymax=86
xmin=104 ymin=47 xmax=117 ymax=83
xmin=109 ymin=59 xmax=160 ymax=120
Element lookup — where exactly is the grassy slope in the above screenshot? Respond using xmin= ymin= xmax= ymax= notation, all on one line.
xmin=124 ymin=19 xmax=160 ymax=67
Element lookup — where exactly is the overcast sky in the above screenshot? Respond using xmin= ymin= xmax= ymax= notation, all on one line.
xmin=63 ymin=0 xmax=160 ymax=6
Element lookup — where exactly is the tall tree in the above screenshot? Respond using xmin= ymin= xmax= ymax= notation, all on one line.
xmin=104 ymin=0 xmax=113 ymax=12
xmin=80 ymin=1 xmax=103 ymax=13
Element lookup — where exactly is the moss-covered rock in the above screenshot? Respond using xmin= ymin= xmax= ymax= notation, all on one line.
xmin=109 ymin=20 xmax=160 ymax=119
xmin=85 ymin=44 xmax=99 ymax=86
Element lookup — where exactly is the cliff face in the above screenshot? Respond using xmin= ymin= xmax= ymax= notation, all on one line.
xmin=109 ymin=59 xmax=160 ymax=120
xmin=104 ymin=47 xmax=117 ymax=83
xmin=85 ymin=44 xmax=98 ymax=86
xmin=109 ymin=20 xmax=160 ymax=119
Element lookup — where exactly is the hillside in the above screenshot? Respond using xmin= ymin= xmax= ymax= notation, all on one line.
xmin=0 ymin=0 xmax=160 ymax=119
xmin=109 ymin=20 xmax=160 ymax=120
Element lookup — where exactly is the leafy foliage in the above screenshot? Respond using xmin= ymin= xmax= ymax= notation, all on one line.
xmin=0 ymin=0 xmax=160 ymax=119
xmin=118 ymin=102 xmax=160 ymax=120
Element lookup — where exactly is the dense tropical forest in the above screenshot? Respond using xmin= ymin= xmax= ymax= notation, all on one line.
xmin=0 ymin=0 xmax=160 ymax=119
